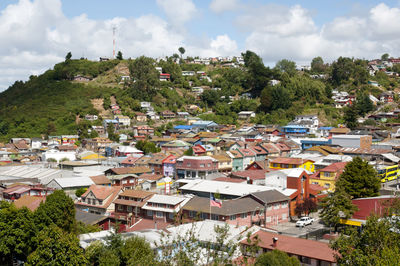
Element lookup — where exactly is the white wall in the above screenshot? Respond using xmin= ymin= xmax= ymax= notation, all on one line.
xmin=42 ymin=150 xmax=76 ymax=162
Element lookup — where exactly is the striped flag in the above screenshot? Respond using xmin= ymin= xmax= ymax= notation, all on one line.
xmin=210 ymin=194 xmax=222 ymax=208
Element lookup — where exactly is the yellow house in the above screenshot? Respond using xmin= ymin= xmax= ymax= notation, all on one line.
xmin=309 ymin=162 xmax=347 ymax=192
xmin=269 ymin=157 xmax=315 ymax=173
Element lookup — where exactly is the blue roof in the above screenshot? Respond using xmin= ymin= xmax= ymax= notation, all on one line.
xmin=174 ymin=125 xmax=192 ymax=130
xmin=319 ymin=127 xmax=333 ymax=130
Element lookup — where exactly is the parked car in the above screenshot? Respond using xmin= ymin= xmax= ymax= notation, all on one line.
xmin=296 ymin=216 xmax=314 ymax=227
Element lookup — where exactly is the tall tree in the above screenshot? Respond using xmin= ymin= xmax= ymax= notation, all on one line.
xmin=319 ymin=188 xmax=358 ymax=231
xmin=0 ymin=202 xmax=38 ymax=264
xmin=331 ymin=215 xmax=400 ymax=265
xmin=65 ymin=52 xmax=72 ymax=62
xmin=310 ymin=56 xmax=326 ymax=73
xmin=34 ymin=190 xmax=76 ymax=233
xmin=275 ymin=59 xmax=297 ymax=76
xmin=381 ymin=53 xmax=389 ymax=61
xmin=356 ymin=93 xmax=374 ymax=116
xmin=116 ymin=51 xmax=123 ymax=60
xmin=331 ymin=57 xmax=354 ymax=85
xmin=255 ymin=249 xmax=300 ymax=266
xmin=178 ymin=47 xmax=186 ymax=59
xmin=26 ymin=225 xmax=87 ymax=266
xmin=343 ymin=105 xmax=358 ymax=130
xmin=129 ymin=56 xmax=160 ymax=101
xmin=336 ymin=156 xmax=380 ymax=198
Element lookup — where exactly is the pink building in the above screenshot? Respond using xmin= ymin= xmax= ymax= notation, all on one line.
xmin=182 ymin=190 xmax=290 ymax=227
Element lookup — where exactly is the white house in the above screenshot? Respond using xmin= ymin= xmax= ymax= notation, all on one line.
xmin=42 ymin=149 xmax=76 ymax=162
xmin=238 ymin=111 xmax=256 ymax=120
xmin=289 ymin=115 xmax=319 ymax=135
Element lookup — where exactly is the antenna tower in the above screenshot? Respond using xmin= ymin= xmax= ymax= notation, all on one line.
xmin=112 ymin=26 xmax=116 ymax=58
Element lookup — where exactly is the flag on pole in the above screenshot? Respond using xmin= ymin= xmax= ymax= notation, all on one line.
xmin=210 ymin=194 xmax=222 ymax=208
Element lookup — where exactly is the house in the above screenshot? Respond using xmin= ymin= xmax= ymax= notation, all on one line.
xmin=192 ymin=144 xmax=207 ymax=156
xmin=191 ymin=87 xmax=204 ymax=95
xmin=182 ymin=71 xmax=195 ymax=76
xmin=192 ymin=120 xmax=219 ymax=131
xmin=13 ymin=195 xmax=46 ymax=211
xmin=142 ymin=194 xmax=191 ymax=222
xmin=162 ymin=154 xmax=177 ymax=178
xmin=140 ymin=102 xmax=152 ymax=111
xmin=73 ymin=75 xmax=91 ymax=82
xmin=2 ymin=184 xmax=54 ymax=201
xmin=115 ymin=145 xmax=143 ymax=157
xmin=105 ymin=166 xmax=152 ymax=177
xmin=176 ymin=156 xmax=218 ymax=179
xmin=289 ymin=115 xmax=319 ymax=135
xmin=135 ymin=112 xmax=148 ymax=123
xmin=211 ymin=153 xmax=232 ymax=172
xmin=161 ymin=140 xmax=191 ymax=152
xmin=241 ymin=229 xmax=337 ymax=266
xmin=90 ymin=175 xmax=112 ymax=186
xmin=238 ymin=148 xmax=256 ymax=169
xmin=380 ymin=92 xmax=394 ymax=103
xmin=161 ymin=110 xmax=176 ymax=119
xmin=231 ymin=169 xmax=270 ymax=185
xmin=331 ymin=135 xmax=372 ymax=149
xmin=42 ymin=148 xmax=76 ymax=162
xmin=177 ymin=112 xmax=190 ymax=119
xmin=159 ymin=73 xmax=171 ymax=81
xmin=238 ymin=111 xmax=256 ymax=120
xmin=310 ymin=162 xmax=347 ymax=192
xmin=115 ymin=115 xmax=131 ymax=127
xmin=147 ymin=154 xmax=166 ymax=175
xmin=113 ymin=190 xmax=156 ymax=225
xmin=178 ymin=179 xmax=291 ymax=200
xmin=264 ymin=168 xmax=312 ymax=216
xmin=139 ymin=173 xmax=166 ymax=191
xmin=282 ymin=125 xmax=309 ymax=135
xmin=269 ymin=157 xmax=315 ymax=173
xmin=75 ymin=185 xmax=123 ymax=215
xmin=182 ymin=195 xmax=265 ymax=226
xmin=329 ymin=127 xmax=350 ymax=136
xmin=227 ymin=150 xmax=244 ymax=171
xmin=91 ymin=126 xmax=106 ymax=135
xmin=46 ymin=176 xmax=94 ymax=195
xmin=133 ymin=125 xmax=154 ymax=137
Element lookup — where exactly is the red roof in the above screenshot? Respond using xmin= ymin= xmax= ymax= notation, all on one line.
xmin=241 ymin=230 xmax=336 ymax=263
xmin=231 ymin=170 xmax=269 ymax=180
xmin=321 ymin=162 xmax=347 ymax=173
xmin=162 ymin=154 xmax=176 ymax=164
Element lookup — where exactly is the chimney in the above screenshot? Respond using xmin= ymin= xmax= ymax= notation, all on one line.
xmin=272 ymin=237 xmax=278 ymax=248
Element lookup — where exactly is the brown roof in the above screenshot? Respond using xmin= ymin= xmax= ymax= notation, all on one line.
xmin=330 ymin=127 xmax=350 ymax=134
xmin=241 ymin=230 xmax=336 ymax=263
xmin=182 ymin=195 xmax=263 ymax=216
xmin=106 ymin=166 xmax=152 ymax=175
xmin=139 ymin=173 xmax=164 ymax=181
xmin=90 ymin=175 xmax=111 ymax=185
xmin=231 ymin=170 xmax=269 ymax=180
xmin=211 ymin=154 xmax=231 ymax=162
xmin=119 ymin=189 xmax=155 ymax=199
xmin=14 ymin=143 xmax=29 ymax=150
xmin=13 ymin=195 xmax=45 ymax=211
xmin=113 ymin=198 xmax=146 ymax=208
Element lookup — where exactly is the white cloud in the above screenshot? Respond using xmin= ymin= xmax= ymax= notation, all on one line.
xmin=156 ymin=0 xmax=197 ymax=27
xmin=209 ymin=0 xmax=240 ymax=14
xmin=242 ymin=3 xmax=400 ymax=64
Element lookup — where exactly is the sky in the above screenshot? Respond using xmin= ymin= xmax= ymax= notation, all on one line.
xmin=1 ymin=0 xmax=400 ymax=91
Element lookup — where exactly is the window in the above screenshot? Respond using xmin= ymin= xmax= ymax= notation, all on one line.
xmin=241 ymin=213 xmax=248 ymax=219
xmin=230 ymin=215 xmax=236 ymax=221
xmin=208 ymin=163 xmax=211 ymax=167
xmin=201 ymin=212 xmax=208 ymax=220
xmin=187 ymin=163 xmax=191 ymax=167
xmin=156 ymin=211 xmax=163 ymax=218
xmin=200 ymin=164 xmax=205 ymax=168
xmin=324 ymin=183 xmax=331 ymax=188
xmin=274 ymin=203 xmax=280 ymax=209
xmin=122 ymin=180 xmax=127 ymax=184
xmin=273 ymin=163 xmax=278 ymax=167
xmin=127 ymin=206 xmax=132 ymax=212
xmin=267 ymin=204 xmax=272 ymax=211
xmin=98 ymin=200 xmax=103 ymax=205
xmin=259 ymin=209 xmax=264 ymax=216
xmin=282 ymin=213 xmax=287 ymax=220
xmin=211 ymin=214 xmax=219 ymax=220
xmin=147 ymin=210 xmax=153 ymax=216
xmin=189 ymin=211 xmax=196 ymax=218
xmin=281 ymin=202 xmax=288 ymax=208
xmin=168 ymin=212 xmax=174 ymax=219
xmin=266 ymin=216 xmax=271 ymax=223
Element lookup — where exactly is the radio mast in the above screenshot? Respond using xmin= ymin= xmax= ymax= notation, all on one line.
xmin=112 ymin=26 xmax=116 ymax=59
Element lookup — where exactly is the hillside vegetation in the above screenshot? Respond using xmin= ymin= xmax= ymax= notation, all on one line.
xmin=0 ymin=51 xmax=399 ymax=141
